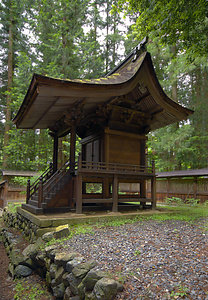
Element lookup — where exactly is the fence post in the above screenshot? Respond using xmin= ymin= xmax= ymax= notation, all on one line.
xmin=26 ymin=179 xmax=30 ymax=204
xmin=38 ymin=176 xmax=43 ymax=208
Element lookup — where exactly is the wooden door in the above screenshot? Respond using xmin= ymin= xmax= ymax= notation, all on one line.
xmin=85 ymin=139 xmax=100 ymax=164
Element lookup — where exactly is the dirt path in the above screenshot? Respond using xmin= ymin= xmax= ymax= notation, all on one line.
xmin=0 ymin=220 xmax=16 ymax=300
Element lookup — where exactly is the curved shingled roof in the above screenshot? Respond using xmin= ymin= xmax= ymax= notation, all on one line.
xmin=13 ymin=51 xmax=193 ymax=138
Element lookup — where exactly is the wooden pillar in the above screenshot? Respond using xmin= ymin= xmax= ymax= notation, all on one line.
xmin=26 ymin=179 xmax=30 ymax=204
xmin=53 ymin=136 xmax=58 ymax=173
xmin=4 ymin=180 xmax=8 ymax=208
xmin=103 ymin=132 xmax=110 ymax=198
xmin=151 ymin=161 xmax=156 ymax=209
xmin=76 ymin=175 xmax=82 ymax=214
xmin=194 ymin=176 xmax=197 ymax=199
xmin=76 ymin=155 xmax=82 ymax=214
xmin=140 ymin=139 xmax=146 ymax=199
xmin=38 ymin=177 xmax=43 ymax=208
xmin=112 ymin=175 xmax=118 ymax=212
xmin=70 ymin=124 xmax=76 ymax=170
xmin=167 ymin=178 xmax=170 ymax=199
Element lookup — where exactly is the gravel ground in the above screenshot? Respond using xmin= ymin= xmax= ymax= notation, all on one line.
xmin=58 ymin=218 xmax=208 ymax=300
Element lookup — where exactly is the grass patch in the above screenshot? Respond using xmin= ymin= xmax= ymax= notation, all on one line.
xmin=6 ymin=202 xmax=22 ymax=213
xmin=47 ymin=202 xmax=208 ymax=249
xmin=14 ymin=278 xmax=53 ymax=300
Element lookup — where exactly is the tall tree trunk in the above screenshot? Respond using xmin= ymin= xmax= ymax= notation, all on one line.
xmin=105 ymin=0 xmax=109 ymax=73
xmin=3 ymin=4 xmax=14 ymax=169
xmin=171 ymin=45 xmax=181 ymax=170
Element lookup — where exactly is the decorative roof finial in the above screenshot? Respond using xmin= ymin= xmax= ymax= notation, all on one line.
xmin=132 ymin=36 xmax=148 ymax=62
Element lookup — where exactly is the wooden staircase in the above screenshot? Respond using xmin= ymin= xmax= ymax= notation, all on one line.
xmin=22 ymin=160 xmax=73 ymax=214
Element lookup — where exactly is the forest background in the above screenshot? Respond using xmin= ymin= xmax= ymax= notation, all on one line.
xmin=0 ymin=0 xmax=207 ymax=175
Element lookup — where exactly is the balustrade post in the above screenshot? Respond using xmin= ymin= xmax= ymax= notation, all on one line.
xmin=78 ymin=153 xmax=82 ymax=170
xmin=151 ymin=160 xmax=156 ymax=209
xmin=26 ymin=179 xmax=30 ymax=204
xmin=112 ymin=174 xmax=118 ymax=212
xmin=76 ymin=174 xmax=83 ymax=214
xmin=38 ymin=176 xmax=43 ymax=208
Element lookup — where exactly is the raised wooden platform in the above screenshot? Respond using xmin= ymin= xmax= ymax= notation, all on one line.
xmin=17 ymin=205 xmax=159 ymax=237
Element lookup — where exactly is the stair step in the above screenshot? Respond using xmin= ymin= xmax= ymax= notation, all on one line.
xmin=41 ymin=203 xmax=47 ymax=209
xmin=27 ymin=171 xmax=72 ymax=211
xmin=28 ymin=199 xmax=39 ymax=207
xmin=31 ymin=195 xmax=38 ymax=201
xmin=22 ymin=203 xmax=43 ymax=215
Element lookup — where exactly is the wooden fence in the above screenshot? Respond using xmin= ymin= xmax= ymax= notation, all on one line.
xmin=147 ymin=176 xmax=208 ymax=203
xmin=121 ymin=169 xmax=208 ymax=204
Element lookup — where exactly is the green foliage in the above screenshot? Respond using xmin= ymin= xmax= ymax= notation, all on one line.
xmin=164 ymin=197 xmax=201 ymax=207
xmin=114 ymin=2 xmax=208 ymax=172
xmin=170 ymin=285 xmax=188 ymax=299
xmin=1 ymin=0 xmax=207 ymax=173
xmin=186 ymin=198 xmax=200 ymax=206
xmin=164 ymin=197 xmax=184 ymax=206
xmin=115 ymin=0 xmax=208 ymax=59
xmin=14 ymin=278 xmax=53 ymax=300
xmin=134 ymin=249 xmax=141 ymax=256
xmin=7 ymin=202 xmax=22 ymax=213
xmin=0 ymin=0 xmax=131 ymax=171
xmin=86 ymin=183 xmax=103 ymax=193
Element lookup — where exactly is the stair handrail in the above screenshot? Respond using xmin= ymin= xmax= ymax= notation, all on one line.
xmin=27 ymin=163 xmax=53 ymax=201
xmin=42 ymin=159 xmax=71 ymax=203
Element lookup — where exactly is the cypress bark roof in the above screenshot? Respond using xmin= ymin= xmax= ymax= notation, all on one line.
xmin=13 ymin=50 xmax=193 ymax=138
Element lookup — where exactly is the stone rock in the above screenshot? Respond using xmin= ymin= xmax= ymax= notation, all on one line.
xmin=45 ymin=245 xmax=57 ymax=256
xmin=44 ymin=257 xmax=51 ymax=271
xmin=22 ymin=243 xmax=39 ymax=259
xmin=72 ymin=260 xmax=97 ymax=279
xmin=49 ymin=249 xmax=58 ymax=261
xmin=93 ymin=278 xmax=119 ymax=300
xmin=54 ymin=266 xmax=66 ymax=285
xmin=36 ymin=253 xmax=46 ymax=267
xmin=52 ymin=282 xmax=65 ymax=298
xmin=14 ymin=265 xmax=33 ymax=278
xmin=82 ymin=270 xmax=108 ymax=291
xmin=36 ymin=267 xmax=46 ymax=278
xmin=35 ymin=237 xmax=44 ymax=247
xmin=85 ymin=291 xmax=97 ymax=300
xmin=54 ymin=224 xmax=70 ymax=239
xmin=66 ymin=273 xmax=82 ymax=296
xmin=9 ymin=250 xmax=24 ymax=267
xmin=66 ymin=256 xmax=84 ymax=273
xmin=8 ymin=263 xmax=15 ymax=278
xmin=55 ymin=252 xmax=81 ymax=269
xmin=115 ymin=281 xmax=124 ymax=293
xmin=50 ymin=263 xmax=58 ymax=279
xmin=63 ymin=286 xmax=73 ymax=300
xmin=42 ymin=231 xmax=55 ymax=242
xmin=20 ymin=256 xmax=37 ymax=270
xmin=46 ymin=271 xmax=52 ymax=287
xmin=77 ymin=282 xmax=85 ymax=300
xmin=62 ymin=272 xmax=70 ymax=287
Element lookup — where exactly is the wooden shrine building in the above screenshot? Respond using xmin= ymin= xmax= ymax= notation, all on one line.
xmin=13 ymin=39 xmax=193 ymax=214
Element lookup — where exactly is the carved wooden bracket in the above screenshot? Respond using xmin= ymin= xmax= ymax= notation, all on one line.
xmin=49 ymin=99 xmax=86 ymax=137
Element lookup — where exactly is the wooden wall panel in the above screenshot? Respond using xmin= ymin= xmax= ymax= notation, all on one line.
xmin=108 ymin=134 xmax=140 ymax=165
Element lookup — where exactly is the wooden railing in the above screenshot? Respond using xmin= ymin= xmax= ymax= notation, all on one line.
xmin=26 ymin=157 xmax=155 ymax=209
xmin=40 ymin=160 xmax=71 ymax=206
xmin=74 ymin=158 xmax=154 ymax=174
xmin=26 ymin=163 xmax=53 ymax=202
